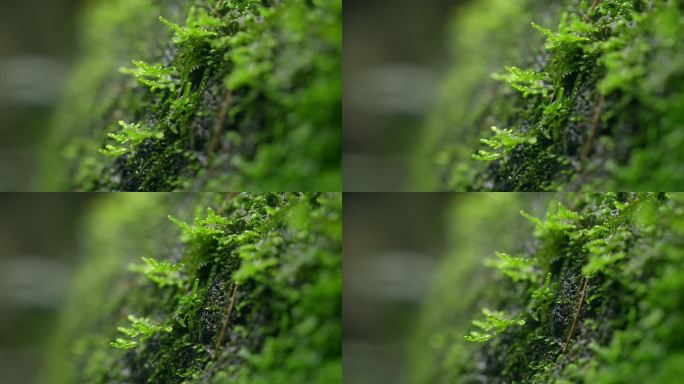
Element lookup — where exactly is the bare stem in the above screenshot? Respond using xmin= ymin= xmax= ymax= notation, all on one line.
xmin=207 ymin=90 xmax=232 ymax=164
xmin=584 ymin=0 xmax=602 ymax=21
xmin=580 ymin=94 xmax=605 ymax=166
xmin=215 ymin=282 xmax=238 ymax=353
xmin=213 ymin=0 xmax=227 ymax=16
xmin=565 ymin=276 xmax=589 ymax=347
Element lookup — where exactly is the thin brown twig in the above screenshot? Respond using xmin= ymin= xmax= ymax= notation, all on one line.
xmin=580 ymin=94 xmax=605 ymax=166
xmin=212 ymin=0 xmax=227 ymax=16
xmin=215 ymin=282 xmax=238 ymax=353
xmin=583 ymin=0 xmax=602 ymax=21
xmin=217 ymin=192 xmax=238 ymax=215
xmin=564 ymin=276 xmax=589 ymax=348
xmin=207 ymin=90 xmax=232 ymax=163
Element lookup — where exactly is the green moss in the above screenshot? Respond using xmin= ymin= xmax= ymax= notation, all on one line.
xmin=416 ymin=0 xmax=684 ymax=191
xmin=43 ymin=0 xmax=341 ymax=191
xmin=47 ymin=192 xmax=341 ymax=383
xmin=411 ymin=192 xmax=684 ymax=383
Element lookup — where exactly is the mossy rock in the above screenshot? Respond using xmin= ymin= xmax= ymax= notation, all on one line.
xmin=411 ymin=192 xmax=684 ymax=383
xmin=42 ymin=0 xmax=341 ymax=191
xmin=47 ymin=192 xmax=341 ymax=383
xmin=415 ymin=0 xmax=684 ymax=191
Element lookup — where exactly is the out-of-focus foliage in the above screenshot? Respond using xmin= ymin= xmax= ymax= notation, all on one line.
xmin=409 ymin=193 xmax=547 ymax=382
xmin=111 ymin=314 xmax=174 ymax=350
xmin=417 ymin=0 xmax=684 ymax=191
xmin=411 ymin=193 xmax=684 ymax=383
xmin=47 ymin=193 xmax=342 ymax=383
xmin=43 ymin=0 xmax=341 ymax=191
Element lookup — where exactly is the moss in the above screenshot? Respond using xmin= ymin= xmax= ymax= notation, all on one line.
xmin=47 ymin=192 xmax=341 ymax=383
xmin=411 ymin=192 xmax=684 ymax=383
xmin=416 ymin=0 xmax=684 ymax=191
xmin=42 ymin=0 xmax=341 ymax=191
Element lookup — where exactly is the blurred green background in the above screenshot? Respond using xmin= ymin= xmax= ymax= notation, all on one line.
xmin=0 ymin=0 xmax=82 ymax=191
xmin=6 ymin=0 xmax=459 ymax=191
xmin=0 ymin=193 xmax=195 ymax=384
xmin=343 ymin=193 xmax=550 ymax=383
xmin=344 ymin=0 xmax=466 ymax=191
xmin=0 ymin=194 xmax=92 ymax=384
xmin=343 ymin=193 xmax=448 ymax=383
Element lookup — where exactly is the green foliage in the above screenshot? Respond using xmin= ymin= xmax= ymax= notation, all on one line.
xmin=120 ymin=60 xmax=177 ymax=92
xmin=528 ymin=273 xmax=554 ymax=322
xmin=484 ymin=252 xmax=537 ymax=283
xmin=473 ymin=126 xmax=537 ymax=162
xmin=532 ymin=17 xmax=593 ymax=80
xmin=521 ymin=201 xmax=580 ymax=239
xmin=129 ymin=257 xmax=185 ymax=288
xmin=411 ymin=192 xmax=684 ymax=383
xmin=492 ymin=66 xmax=547 ymax=98
xmin=408 ymin=193 xmax=538 ymax=383
xmin=111 ymin=315 xmax=173 ymax=350
xmin=48 ymin=193 xmax=342 ymax=383
xmin=159 ymin=11 xmax=218 ymax=46
xmin=168 ymin=207 xmax=229 ymax=243
xmin=582 ymin=229 xmax=631 ymax=277
xmin=174 ymin=279 xmax=203 ymax=328
xmin=43 ymin=0 xmax=341 ymax=191
xmin=417 ymin=0 xmax=684 ymax=191
xmin=464 ymin=308 xmax=526 ymax=342
xmin=100 ymin=120 xmax=165 ymax=157
xmin=532 ymin=21 xmax=591 ymax=51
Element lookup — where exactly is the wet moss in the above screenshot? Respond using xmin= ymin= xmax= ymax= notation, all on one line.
xmin=43 ymin=0 xmax=341 ymax=191
xmin=47 ymin=193 xmax=341 ymax=383
xmin=416 ymin=0 xmax=684 ymax=191
xmin=411 ymin=192 xmax=684 ymax=383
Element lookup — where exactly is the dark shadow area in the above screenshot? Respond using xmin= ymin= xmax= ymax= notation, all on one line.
xmin=0 ymin=194 xmax=93 ymax=384
xmin=0 ymin=0 xmax=82 ymax=191
xmin=343 ymin=193 xmax=452 ymax=383
xmin=343 ymin=0 xmax=467 ymax=191
xmin=343 ymin=193 xmax=553 ymax=383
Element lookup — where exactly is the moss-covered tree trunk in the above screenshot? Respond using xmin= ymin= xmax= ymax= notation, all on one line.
xmin=412 ymin=192 xmax=684 ymax=383
xmin=416 ymin=0 xmax=684 ymax=191
xmin=43 ymin=0 xmax=341 ymax=192
xmin=48 ymin=193 xmax=341 ymax=383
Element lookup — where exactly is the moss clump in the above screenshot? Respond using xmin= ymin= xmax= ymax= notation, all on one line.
xmin=43 ymin=0 xmax=341 ymax=191
xmin=416 ymin=0 xmax=684 ymax=191
xmin=48 ymin=192 xmax=341 ymax=383
xmin=411 ymin=192 xmax=684 ymax=383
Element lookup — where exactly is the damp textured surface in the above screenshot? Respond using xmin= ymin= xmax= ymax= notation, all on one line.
xmin=47 ymin=193 xmax=341 ymax=383
xmin=411 ymin=192 xmax=684 ymax=383
xmin=415 ymin=0 xmax=684 ymax=191
xmin=43 ymin=0 xmax=341 ymax=191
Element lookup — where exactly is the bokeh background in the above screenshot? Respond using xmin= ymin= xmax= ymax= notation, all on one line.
xmin=0 ymin=194 xmax=92 ymax=384
xmin=0 ymin=0 xmax=82 ymax=191
xmin=8 ymin=0 xmax=459 ymax=191
xmin=343 ymin=193 xmax=550 ymax=384
xmin=343 ymin=193 xmax=450 ymax=383
xmin=344 ymin=0 xmax=466 ymax=191
xmin=0 ymin=193 xmax=197 ymax=384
